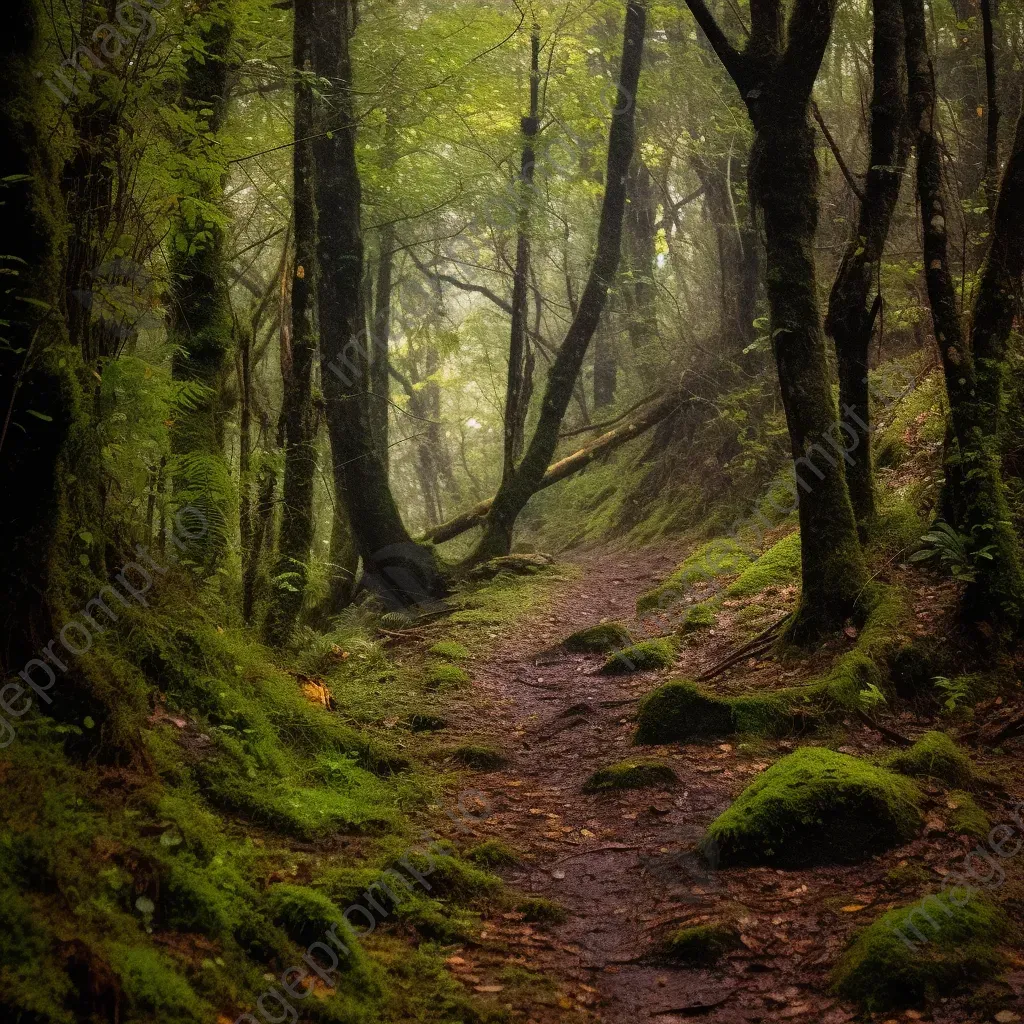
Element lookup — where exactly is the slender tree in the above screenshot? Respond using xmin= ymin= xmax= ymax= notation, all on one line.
xmin=469 ymin=0 xmax=648 ymax=562
xmin=825 ymin=0 xmax=908 ymax=530
xmin=310 ymin=0 xmax=447 ymax=608
xmin=903 ymin=0 xmax=1024 ymax=630
xmin=265 ymin=0 xmax=320 ymax=643
xmin=682 ymin=0 xmax=868 ymax=639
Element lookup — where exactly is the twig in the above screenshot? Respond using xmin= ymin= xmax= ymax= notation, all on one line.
xmin=812 ymin=101 xmax=865 ymax=202
xmin=855 ymin=709 xmax=912 ymax=746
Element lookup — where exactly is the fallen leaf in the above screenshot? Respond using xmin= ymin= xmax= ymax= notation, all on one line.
xmin=841 ymin=904 xmax=866 ymax=913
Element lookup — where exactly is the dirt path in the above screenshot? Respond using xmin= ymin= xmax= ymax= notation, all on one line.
xmin=435 ymin=546 xmax=1009 ymax=1024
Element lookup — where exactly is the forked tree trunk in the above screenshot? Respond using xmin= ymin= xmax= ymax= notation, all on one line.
xmin=265 ymin=0 xmax=320 ymax=644
xmin=825 ymin=0 xmax=908 ymax=531
xmin=310 ymin=0 xmax=447 ymax=609
xmin=684 ymin=0 xmax=868 ymax=640
xmin=469 ymin=0 xmax=648 ymax=562
xmin=903 ymin=0 xmax=1024 ymax=630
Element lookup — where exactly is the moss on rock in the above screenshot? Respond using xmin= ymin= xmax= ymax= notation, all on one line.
xmin=664 ymin=922 xmax=741 ymax=965
xmin=634 ymin=681 xmax=793 ymax=744
xmin=516 ymin=895 xmax=567 ymax=924
xmin=636 ymin=539 xmax=752 ymax=614
xmin=466 ymin=839 xmax=521 ymax=868
xmin=583 ymin=759 xmax=678 ymax=793
xmin=726 ymin=531 xmax=801 ymax=598
xmin=947 ymin=791 xmax=990 ymax=839
xmin=700 ymin=747 xmax=922 ymax=867
xmin=886 ymin=731 xmax=977 ymax=788
xmin=831 ymin=890 xmax=1007 ymax=1011
xmin=600 ymin=638 xmax=678 ymax=674
xmin=563 ymin=622 xmax=632 ymax=653
xmin=428 ymin=640 xmax=470 ymax=660
xmin=424 ymin=662 xmax=470 ymax=690
xmin=680 ymin=601 xmax=717 ymax=633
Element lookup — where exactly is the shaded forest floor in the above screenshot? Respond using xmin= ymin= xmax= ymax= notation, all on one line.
xmin=400 ymin=541 xmax=1024 ymax=1024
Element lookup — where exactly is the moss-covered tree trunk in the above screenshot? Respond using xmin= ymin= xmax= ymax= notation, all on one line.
xmin=825 ymin=0 xmax=908 ymax=532
xmin=469 ymin=0 xmax=647 ymax=562
xmin=684 ymin=0 xmax=868 ymax=640
xmin=310 ymin=0 xmax=447 ymax=609
xmin=264 ymin=0 xmax=320 ymax=644
xmin=168 ymin=0 xmax=235 ymax=569
xmin=903 ymin=0 xmax=1024 ymax=630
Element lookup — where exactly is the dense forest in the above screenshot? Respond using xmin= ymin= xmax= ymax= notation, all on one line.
xmin=3 ymin=0 xmax=1024 ymax=1020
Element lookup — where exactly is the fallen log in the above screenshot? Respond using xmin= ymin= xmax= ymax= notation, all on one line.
xmin=422 ymin=390 xmax=684 ymax=545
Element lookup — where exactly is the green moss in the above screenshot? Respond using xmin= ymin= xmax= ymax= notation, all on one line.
xmin=107 ymin=943 xmax=210 ymax=1024
xmin=636 ymin=538 xmax=753 ymax=614
xmin=451 ymin=744 xmax=507 ymax=770
xmin=726 ymin=531 xmax=801 ymax=598
xmin=466 ymin=840 xmax=521 ymax=868
xmin=583 ymin=759 xmax=678 ymax=793
xmin=424 ymin=662 xmax=470 ymax=690
xmin=680 ymin=601 xmax=717 ymax=633
xmin=664 ymin=922 xmax=741 ymax=965
xmin=265 ymin=884 xmax=360 ymax=953
xmin=634 ymin=680 xmax=793 ymax=744
xmin=831 ymin=890 xmax=1007 ymax=1010
xmin=600 ymin=638 xmax=678 ymax=674
xmin=428 ymin=640 xmax=469 ymax=660
xmin=885 ymin=861 xmax=932 ymax=890
xmin=516 ymin=896 xmax=567 ymax=924
xmin=562 ymin=622 xmax=632 ymax=652
xmin=947 ymin=791 xmax=990 ymax=839
xmin=886 ymin=732 xmax=977 ymax=788
xmin=700 ymin=747 xmax=922 ymax=867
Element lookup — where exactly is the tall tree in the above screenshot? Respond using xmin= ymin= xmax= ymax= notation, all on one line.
xmin=469 ymin=0 xmax=648 ymax=562
xmin=825 ymin=0 xmax=909 ymax=531
xmin=167 ymin=0 xmax=236 ymax=568
xmin=265 ymin=0 xmax=320 ymax=644
xmin=682 ymin=0 xmax=868 ymax=640
xmin=310 ymin=0 xmax=447 ymax=608
xmin=903 ymin=0 xmax=1024 ymax=630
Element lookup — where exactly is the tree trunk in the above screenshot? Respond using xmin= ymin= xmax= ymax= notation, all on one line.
xmin=825 ymin=0 xmax=908 ymax=531
xmin=503 ymin=26 xmax=541 ymax=477
xmin=469 ymin=0 xmax=647 ymax=562
xmin=684 ymin=0 xmax=868 ymax=640
xmin=168 ymin=1 xmax=235 ymax=570
xmin=265 ymin=0 xmax=320 ymax=644
xmin=903 ymin=0 xmax=1024 ymax=630
xmin=310 ymin=0 xmax=447 ymax=610
xmin=621 ymin=157 xmax=659 ymax=359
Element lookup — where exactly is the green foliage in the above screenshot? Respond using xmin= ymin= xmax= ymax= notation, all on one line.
xmin=562 ymin=621 xmax=633 ymax=652
xmin=700 ymin=747 xmax=922 ymax=867
xmin=679 ymin=601 xmax=717 ymax=633
xmin=664 ymin=922 xmax=740 ymax=965
xmin=583 ymin=759 xmax=678 ymax=793
xmin=909 ymin=521 xmax=996 ymax=582
xmin=466 ymin=840 xmax=521 ymax=868
xmin=106 ymin=943 xmax=210 ymax=1024
xmin=424 ymin=661 xmax=470 ymax=690
xmin=600 ymin=637 xmax=678 ymax=674
xmin=831 ymin=891 xmax=1007 ymax=1010
xmin=885 ymin=731 xmax=977 ymax=787
xmin=725 ymin=531 xmax=801 ymax=597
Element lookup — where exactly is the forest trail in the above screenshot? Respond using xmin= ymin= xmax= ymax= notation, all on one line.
xmin=431 ymin=548 xmax=989 ymax=1024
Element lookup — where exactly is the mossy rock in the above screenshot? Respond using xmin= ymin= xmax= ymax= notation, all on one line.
xmin=428 ymin=640 xmax=470 ymax=660
xmin=516 ymin=895 xmax=567 ymax=924
xmin=466 ymin=839 xmax=521 ymax=868
xmin=726 ymin=531 xmax=801 ymax=598
xmin=407 ymin=712 xmax=447 ymax=732
xmin=664 ymin=922 xmax=741 ymax=965
xmin=563 ymin=622 xmax=632 ymax=653
xmin=947 ymin=790 xmax=990 ymax=839
xmin=600 ymin=638 xmax=678 ymax=674
xmin=452 ymin=744 xmax=507 ymax=770
xmin=265 ymin=883 xmax=362 ymax=956
xmin=424 ymin=661 xmax=470 ymax=690
xmin=679 ymin=601 xmax=717 ymax=633
xmin=831 ymin=890 xmax=1007 ymax=1011
xmin=636 ymin=539 xmax=752 ymax=614
xmin=634 ymin=680 xmax=793 ymax=745
xmin=583 ymin=759 xmax=678 ymax=793
xmin=888 ymin=639 xmax=947 ymax=699
xmin=466 ymin=553 xmax=554 ymax=581
xmin=106 ymin=943 xmax=210 ymax=1024
xmin=700 ymin=747 xmax=922 ymax=867
xmin=885 ymin=731 xmax=977 ymax=788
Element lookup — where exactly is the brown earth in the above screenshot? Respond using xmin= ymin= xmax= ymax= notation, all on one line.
xmin=422 ymin=544 xmax=1024 ymax=1024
